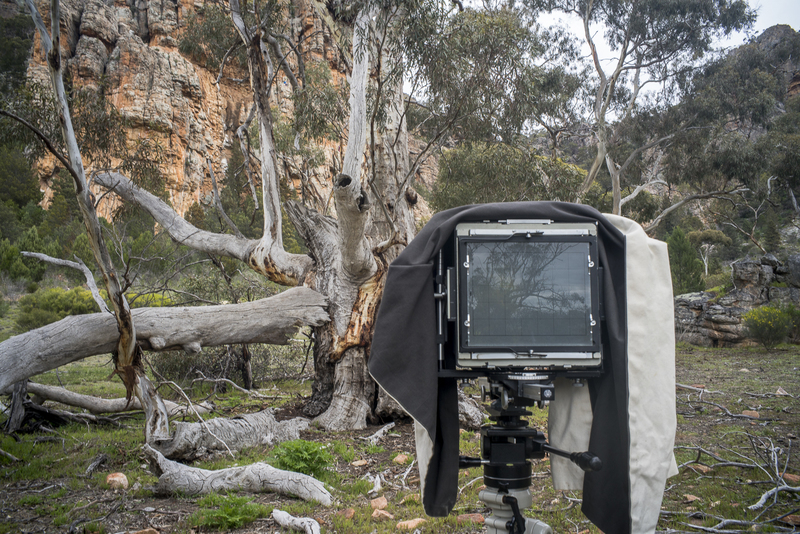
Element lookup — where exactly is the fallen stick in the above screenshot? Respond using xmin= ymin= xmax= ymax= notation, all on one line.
xmin=153 ymin=410 xmax=308 ymax=461
xmin=359 ymin=422 xmax=395 ymax=446
xmin=748 ymin=485 xmax=800 ymax=510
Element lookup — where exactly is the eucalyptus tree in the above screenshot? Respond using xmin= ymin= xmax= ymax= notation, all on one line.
xmin=645 ymin=27 xmax=800 ymax=232
xmin=525 ymin=0 xmax=755 ymax=216
xmin=0 ymin=0 xmax=171 ymax=442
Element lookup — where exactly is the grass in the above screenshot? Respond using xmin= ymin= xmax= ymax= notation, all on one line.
xmin=1 ymin=345 xmax=799 ymax=533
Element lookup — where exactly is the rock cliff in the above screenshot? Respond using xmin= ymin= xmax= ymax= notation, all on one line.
xmin=19 ymin=0 xmax=434 ymax=219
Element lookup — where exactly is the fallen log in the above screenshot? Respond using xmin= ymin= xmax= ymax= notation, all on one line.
xmin=0 ymin=287 xmax=329 ymax=393
xmin=22 ymin=382 xmax=212 ymax=416
xmin=143 ymin=444 xmax=332 ymax=504
xmin=153 ymin=410 xmax=309 ymax=461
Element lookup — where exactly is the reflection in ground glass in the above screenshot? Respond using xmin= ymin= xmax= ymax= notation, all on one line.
xmin=465 ymin=241 xmax=592 ymax=348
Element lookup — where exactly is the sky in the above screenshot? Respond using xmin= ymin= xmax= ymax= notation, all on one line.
xmin=722 ymin=0 xmax=800 ymax=46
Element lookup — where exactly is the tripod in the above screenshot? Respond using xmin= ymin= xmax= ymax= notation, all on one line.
xmin=458 ymin=376 xmax=602 ymax=534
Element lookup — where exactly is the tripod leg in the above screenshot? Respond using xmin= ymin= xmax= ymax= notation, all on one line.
xmin=479 ymin=488 xmax=553 ymax=534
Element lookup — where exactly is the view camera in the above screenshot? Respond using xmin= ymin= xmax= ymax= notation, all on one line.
xmin=434 ymin=219 xmax=605 ymax=534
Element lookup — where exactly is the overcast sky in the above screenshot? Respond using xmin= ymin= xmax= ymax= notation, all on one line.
xmin=723 ymin=0 xmax=799 ymax=46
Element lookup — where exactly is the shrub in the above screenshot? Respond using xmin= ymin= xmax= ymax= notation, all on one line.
xmin=779 ymin=304 xmax=800 ymax=342
xmin=15 ymin=287 xmax=101 ymax=331
xmin=704 ymin=272 xmax=731 ymax=292
xmin=269 ymin=439 xmax=333 ymax=480
xmin=742 ymin=306 xmax=792 ymax=350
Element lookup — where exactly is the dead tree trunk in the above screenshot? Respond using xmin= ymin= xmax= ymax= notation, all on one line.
xmin=0 ymin=288 xmax=328 ymax=393
xmin=143 ymin=445 xmax=332 ymax=504
xmin=20 ymin=0 xmax=174 ymax=442
xmin=153 ymin=410 xmax=309 ymax=461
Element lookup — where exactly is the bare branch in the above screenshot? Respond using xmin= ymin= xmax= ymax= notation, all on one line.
xmin=20 ymin=251 xmax=110 ymax=313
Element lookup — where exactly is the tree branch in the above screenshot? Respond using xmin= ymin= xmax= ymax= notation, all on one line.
xmin=20 ymin=251 xmax=110 ymax=313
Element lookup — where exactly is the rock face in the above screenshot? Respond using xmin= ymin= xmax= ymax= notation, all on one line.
xmin=23 ymin=0 xmax=437 ymax=220
xmin=675 ymin=255 xmax=800 ymax=347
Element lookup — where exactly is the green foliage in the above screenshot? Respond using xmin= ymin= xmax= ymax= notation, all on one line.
xmin=704 ymin=272 xmax=732 ymax=292
xmin=331 ymin=440 xmax=356 ymax=463
xmin=403 ymin=3 xmax=581 ymax=145
xmin=269 ymin=439 xmax=333 ymax=479
xmin=779 ymin=304 xmax=800 ymax=342
xmin=0 ymin=14 xmax=35 ymax=92
xmin=431 ymin=142 xmax=585 ymax=211
xmin=761 ymin=208 xmax=782 ymax=253
xmin=15 ymin=287 xmax=101 ymax=332
xmin=742 ymin=306 xmax=792 ymax=351
xmin=188 ymin=493 xmax=271 ymax=531
xmin=179 ymin=5 xmax=246 ymax=72
xmin=667 ymin=227 xmax=705 ymax=295
xmin=0 ymin=145 xmax=41 ymax=208
xmin=289 ymin=60 xmax=346 ymax=146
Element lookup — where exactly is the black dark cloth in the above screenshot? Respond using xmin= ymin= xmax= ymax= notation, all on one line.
xmin=369 ymin=202 xmax=634 ymax=533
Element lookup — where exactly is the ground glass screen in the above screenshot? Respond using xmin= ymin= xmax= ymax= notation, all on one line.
xmin=463 ymin=240 xmax=593 ymax=349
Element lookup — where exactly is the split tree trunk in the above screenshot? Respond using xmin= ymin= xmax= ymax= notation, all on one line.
xmin=0 ymin=287 xmax=328 ymax=393
xmin=24 ymin=0 xmax=170 ymax=442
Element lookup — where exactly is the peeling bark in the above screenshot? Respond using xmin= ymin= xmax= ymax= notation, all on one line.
xmin=154 ymin=410 xmax=309 ymax=461
xmin=457 ymin=388 xmax=485 ymax=431
xmin=143 ymin=444 xmax=332 ymax=504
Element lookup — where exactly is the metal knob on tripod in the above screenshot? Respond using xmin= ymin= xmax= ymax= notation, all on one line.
xmin=458 ymin=376 xmax=602 ymax=534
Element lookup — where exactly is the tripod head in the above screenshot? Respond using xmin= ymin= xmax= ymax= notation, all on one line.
xmin=458 ymin=376 xmax=602 ymax=534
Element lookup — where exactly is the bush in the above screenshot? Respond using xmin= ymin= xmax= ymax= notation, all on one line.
xmin=269 ymin=439 xmax=333 ymax=480
xmin=779 ymin=304 xmax=800 ymax=342
xmin=704 ymin=272 xmax=731 ymax=292
xmin=15 ymin=287 xmax=101 ymax=331
xmin=742 ymin=306 xmax=792 ymax=350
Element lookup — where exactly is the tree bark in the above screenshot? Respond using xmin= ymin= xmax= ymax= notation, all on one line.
xmin=0 ymin=287 xmax=328 ymax=393
xmin=143 ymin=444 xmax=332 ymax=504
xmin=272 ymin=510 xmax=322 ymax=534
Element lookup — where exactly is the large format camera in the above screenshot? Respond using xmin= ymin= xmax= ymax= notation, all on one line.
xmin=370 ymin=202 xmax=677 ymax=534
xmin=435 ymin=219 xmax=604 ymax=534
